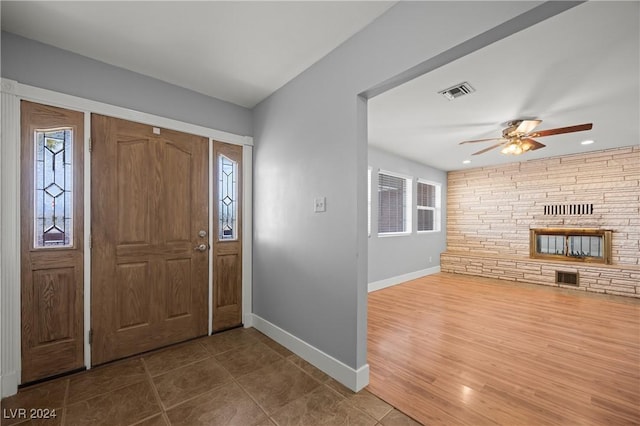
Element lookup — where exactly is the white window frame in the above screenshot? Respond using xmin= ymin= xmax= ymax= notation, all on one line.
xmin=416 ymin=179 xmax=441 ymax=233
xmin=377 ymin=170 xmax=412 ymax=237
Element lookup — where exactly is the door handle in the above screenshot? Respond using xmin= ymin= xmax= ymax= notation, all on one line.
xmin=194 ymin=243 xmax=209 ymax=252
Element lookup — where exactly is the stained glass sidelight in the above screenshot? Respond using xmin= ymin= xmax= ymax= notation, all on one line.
xmin=218 ymin=154 xmax=238 ymax=240
xmin=34 ymin=128 xmax=73 ymax=248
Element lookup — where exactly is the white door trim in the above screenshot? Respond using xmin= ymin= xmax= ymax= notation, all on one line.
xmin=0 ymin=78 xmax=254 ymax=397
xmin=1 ymin=79 xmax=22 ymax=398
xmin=8 ymin=79 xmax=252 ymax=146
xmin=242 ymin=145 xmax=253 ymax=327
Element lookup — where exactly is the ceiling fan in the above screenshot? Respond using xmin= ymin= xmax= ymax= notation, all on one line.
xmin=459 ymin=120 xmax=593 ymax=156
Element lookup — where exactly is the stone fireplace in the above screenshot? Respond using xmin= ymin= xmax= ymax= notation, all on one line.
xmin=441 ymin=146 xmax=639 ymax=298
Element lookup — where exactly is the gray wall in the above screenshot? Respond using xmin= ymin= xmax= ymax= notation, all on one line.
xmin=368 ymin=147 xmax=447 ymax=284
xmin=252 ymin=1 xmax=547 ymax=370
xmin=1 ymin=31 xmax=253 ymax=137
xmin=2 ymin=1 xmax=574 ymax=375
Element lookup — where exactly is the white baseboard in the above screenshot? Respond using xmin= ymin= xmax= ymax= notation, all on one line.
xmin=243 ymin=313 xmax=255 ymax=328
xmin=249 ymin=314 xmax=369 ymax=392
xmin=1 ymin=371 xmax=19 ymax=398
xmin=368 ymin=266 xmax=440 ymax=293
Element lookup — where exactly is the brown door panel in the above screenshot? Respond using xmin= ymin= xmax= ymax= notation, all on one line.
xmin=20 ymin=101 xmax=85 ymax=383
xmin=91 ymin=115 xmax=208 ymax=365
xmin=212 ymin=141 xmax=243 ymax=332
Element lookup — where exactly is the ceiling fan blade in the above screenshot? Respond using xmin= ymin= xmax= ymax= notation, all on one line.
xmin=531 ymin=123 xmax=593 ymax=138
xmin=472 ymin=142 xmax=504 ymax=155
xmin=460 ymin=137 xmax=505 ymax=145
xmin=522 ymin=138 xmax=546 ymax=151
xmin=515 ymin=119 xmax=541 ymax=135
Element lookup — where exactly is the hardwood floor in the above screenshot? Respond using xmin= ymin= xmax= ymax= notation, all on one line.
xmin=367 ymin=273 xmax=640 ymax=425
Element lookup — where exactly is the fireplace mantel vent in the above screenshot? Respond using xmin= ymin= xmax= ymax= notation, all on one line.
xmin=543 ymin=203 xmax=594 ymax=216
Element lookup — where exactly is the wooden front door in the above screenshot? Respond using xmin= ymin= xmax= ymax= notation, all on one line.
xmin=91 ymin=115 xmax=208 ymax=365
xmin=20 ymin=101 xmax=85 ymax=383
xmin=212 ymin=142 xmax=243 ymax=332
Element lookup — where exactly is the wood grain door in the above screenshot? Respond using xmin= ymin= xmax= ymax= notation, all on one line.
xmin=212 ymin=141 xmax=243 ymax=332
xmin=91 ymin=115 xmax=208 ymax=365
xmin=20 ymin=101 xmax=85 ymax=383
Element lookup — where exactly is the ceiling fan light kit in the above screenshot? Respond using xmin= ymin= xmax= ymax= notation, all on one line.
xmin=460 ymin=120 xmax=593 ymax=156
xmin=500 ymin=139 xmax=534 ymax=155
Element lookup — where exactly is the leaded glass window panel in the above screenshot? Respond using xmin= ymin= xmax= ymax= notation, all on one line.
xmin=218 ymin=154 xmax=238 ymax=241
xmin=34 ymin=128 xmax=73 ymax=248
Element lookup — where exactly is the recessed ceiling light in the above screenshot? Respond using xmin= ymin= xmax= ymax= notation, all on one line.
xmin=581 ymin=140 xmax=595 ymax=145
xmin=463 ymin=160 xmax=471 ymax=164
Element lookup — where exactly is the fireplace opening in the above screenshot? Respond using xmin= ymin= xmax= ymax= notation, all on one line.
xmin=530 ymin=228 xmax=612 ymax=264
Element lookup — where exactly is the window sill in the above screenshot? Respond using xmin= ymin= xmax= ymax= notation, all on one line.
xmin=378 ymin=232 xmax=411 ymax=238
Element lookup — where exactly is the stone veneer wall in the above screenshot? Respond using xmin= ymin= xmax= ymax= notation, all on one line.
xmin=441 ymin=146 xmax=640 ymax=298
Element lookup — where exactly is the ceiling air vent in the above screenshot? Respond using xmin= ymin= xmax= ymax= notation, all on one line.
xmin=438 ymin=82 xmax=475 ymax=101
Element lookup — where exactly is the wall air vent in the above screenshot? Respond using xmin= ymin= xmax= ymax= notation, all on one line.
xmin=438 ymin=82 xmax=475 ymax=101
xmin=544 ymin=203 xmax=594 ymax=216
xmin=556 ymin=271 xmax=579 ymax=286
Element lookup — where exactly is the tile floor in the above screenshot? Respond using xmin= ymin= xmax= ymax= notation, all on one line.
xmin=1 ymin=327 xmax=421 ymax=426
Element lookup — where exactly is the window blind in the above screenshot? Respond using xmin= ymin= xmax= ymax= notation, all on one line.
xmin=417 ymin=181 xmax=440 ymax=232
xmin=378 ymin=172 xmax=409 ymax=233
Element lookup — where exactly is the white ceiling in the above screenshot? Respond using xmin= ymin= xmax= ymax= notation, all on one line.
xmin=2 ymin=2 xmax=638 ymax=173
xmin=368 ymin=1 xmax=639 ymax=171
xmin=1 ymin=1 xmax=394 ymax=108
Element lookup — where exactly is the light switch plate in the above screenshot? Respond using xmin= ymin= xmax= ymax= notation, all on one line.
xmin=314 ymin=197 xmax=326 ymax=212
